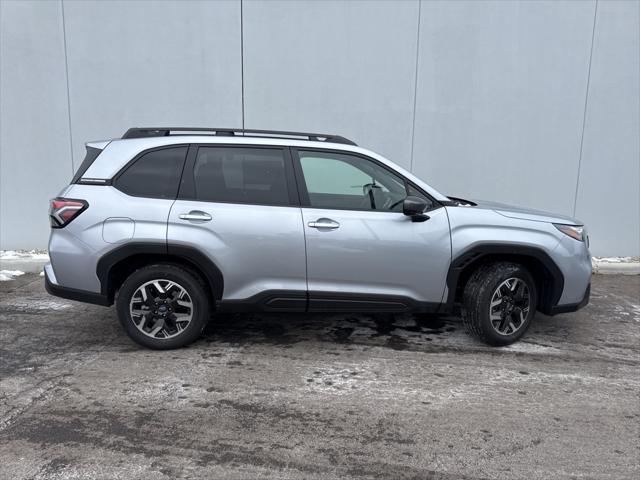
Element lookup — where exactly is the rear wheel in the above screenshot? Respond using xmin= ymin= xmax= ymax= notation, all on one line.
xmin=461 ymin=262 xmax=537 ymax=346
xmin=116 ymin=264 xmax=210 ymax=349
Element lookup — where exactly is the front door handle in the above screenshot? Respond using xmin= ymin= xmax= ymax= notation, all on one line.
xmin=179 ymin=211 xmax=212 ymax=222
xmin=308 ymin=218 xmax=340 ymax=229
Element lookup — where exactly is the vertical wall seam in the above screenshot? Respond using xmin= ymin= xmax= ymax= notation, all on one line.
xmin=573 ymin=0 xmax=598 ymax=216
xmin=60 ymin=0 xmax=74 ymax=174
xmin=409 ymin=0 xmax=422 ymax=173
xmin=240 ymin=0 xmax=245 ymax=129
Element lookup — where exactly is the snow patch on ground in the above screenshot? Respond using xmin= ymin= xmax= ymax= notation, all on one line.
xmin=3 ymin=298 xmax=72 ymax=311
xmin=0 ymin=250 xmax=49 ymax=260
xmin=592 ymin=256 xmax=639 ymax=263
xmin=592 ymin=257 xmax=640 ymax=275
xmin=0 ymin=270 xmax=25 ymax=281
xmin=501 ymin=342 xmax=563 ymax=355
xmin=0 ymin=250 xmax=50 ymax=276
xmin=306 ymin=367 xmax=371 ymax=395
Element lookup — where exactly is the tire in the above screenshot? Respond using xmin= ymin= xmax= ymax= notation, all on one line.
xmin=461 ymin=262 xmax=537 ymax=346
xmin=115 ymin=264 xmax=210 ymax=349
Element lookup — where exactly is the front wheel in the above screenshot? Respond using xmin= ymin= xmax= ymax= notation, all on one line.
xmin=116 ymin=264 xmax=210 ymax=349
xmin=461 ymin=262 xmax=537 ymax=346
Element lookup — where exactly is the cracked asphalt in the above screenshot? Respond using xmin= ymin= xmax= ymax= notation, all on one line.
xmin=0 ymin=274 xmax=638 ymax=479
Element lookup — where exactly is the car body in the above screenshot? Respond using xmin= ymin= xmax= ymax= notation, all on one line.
xmin=45 ymin=128 xmax=591 ymax=349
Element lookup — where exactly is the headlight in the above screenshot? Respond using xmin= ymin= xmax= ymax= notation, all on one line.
xmin=554 ymin=224 xmax=585 ymax=242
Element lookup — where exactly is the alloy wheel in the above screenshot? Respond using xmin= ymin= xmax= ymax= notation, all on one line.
xmin=129 ymin=279 xmax=193 ymax=339
xmin=488 ymin=277 xmax=531 ymax=336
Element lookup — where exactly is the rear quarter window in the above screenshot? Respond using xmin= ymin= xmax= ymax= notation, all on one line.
xmin=115 ymin=146 xmax=188 ymax=199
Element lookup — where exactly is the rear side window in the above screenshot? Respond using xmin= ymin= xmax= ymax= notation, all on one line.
xmin=193 ymin=147 xmax=290 ymax=206
xmin=71 ymin=146 xmax=102 ymax=183
xmin=115 ymin=146 xmax=187 ymax=199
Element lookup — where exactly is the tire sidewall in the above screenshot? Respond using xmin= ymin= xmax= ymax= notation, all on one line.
xmin=116 ymin=265 xmax=209 ymax=349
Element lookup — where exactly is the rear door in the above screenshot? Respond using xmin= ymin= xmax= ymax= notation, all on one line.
xmin=167 ymin=145 xmax=307 ymax=308
xmin=292 ymin=148 xmax=451 ymax=310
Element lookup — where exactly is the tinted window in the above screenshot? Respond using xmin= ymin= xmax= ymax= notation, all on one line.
xmin=193 ymin=147 xmax=290 ymax=206
xmin=116 ymin=146 xmax=187 ymax=199
xmin=299 ymin=151 xmax=407 ymax=211
xmin=72 ymin=146 xmax=102 ymax=183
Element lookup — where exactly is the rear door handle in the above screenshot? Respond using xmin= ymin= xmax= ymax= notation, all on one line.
xmin=179 ymin=211 xmax=212 ymax=222
xmin=308 ymin=218 xmax=340 ymax=229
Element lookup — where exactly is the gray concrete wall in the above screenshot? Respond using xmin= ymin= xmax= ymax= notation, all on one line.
xmin=1 ymin=0 xmax=638 ymax=256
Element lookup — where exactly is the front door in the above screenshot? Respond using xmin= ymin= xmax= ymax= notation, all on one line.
xmin=168 ymin=145 xmax=307 ymax=309
xmin=293 ymin=148 xmax=451 ymax=311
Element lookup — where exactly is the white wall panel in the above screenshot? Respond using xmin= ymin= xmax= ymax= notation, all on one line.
xmin=243 ymin=0 xmax=420 ymax=169
xmin=574 ymin=0 xmax=640 ymax=256
xmin=0 ymin=0 xmax=637 ymax=256
xmin=412 ymin=0 xmax=595 ymax=216
xmin=63 ymin=0 xmax=242 ymax=167
xmin=0 ymin=1 xmax=72 ymax=249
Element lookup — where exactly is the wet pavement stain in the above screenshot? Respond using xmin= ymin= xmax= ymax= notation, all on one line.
xmin=330 ymin=326 xmax=355 ymax=343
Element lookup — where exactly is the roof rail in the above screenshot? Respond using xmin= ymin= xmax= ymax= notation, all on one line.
xmin=121 ymin=127 xmax=357 ymax=146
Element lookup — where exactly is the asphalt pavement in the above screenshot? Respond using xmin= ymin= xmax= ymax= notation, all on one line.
xmin=1 ymin=273 xmax=638 ymax=479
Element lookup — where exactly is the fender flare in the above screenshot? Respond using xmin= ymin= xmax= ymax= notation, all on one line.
xmin=445 ymin=243 xmax=564 ymax=313
xmin=96 ymin=242 xmax=224 ymax=301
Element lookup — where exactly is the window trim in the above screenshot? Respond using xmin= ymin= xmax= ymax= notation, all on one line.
xmin=177 ymin=144 xmax=300 ymax=208
xmin=406 ymin=181 xmax=439 ymax=212
xmin=291 ymin=147 xmax=441 ymax=213
xmin=72 ymin=146 xmax=103 ymax=184
xmin=112 ymin=144 xmax=190 ymax=199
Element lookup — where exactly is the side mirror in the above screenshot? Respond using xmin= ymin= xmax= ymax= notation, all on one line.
xmin=403 ymin=196 xmax=430 ymax=222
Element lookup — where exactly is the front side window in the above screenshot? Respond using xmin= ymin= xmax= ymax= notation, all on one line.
xmin=115 ymin=146 xmax=187 ymax=199
xmin=193 ymin=147 xmax=290 ymax=206
xmin=298 ymin=150 xmax=408 ymax=211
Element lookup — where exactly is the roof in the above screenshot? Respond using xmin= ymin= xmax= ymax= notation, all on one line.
xmin=121 ymin=127 xmax=357 ymax=146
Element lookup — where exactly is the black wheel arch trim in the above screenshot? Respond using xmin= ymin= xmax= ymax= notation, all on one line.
xmin=445 ymin=244 xmax=565 ymax=315
xmin=96 ymin=242 xmax=224 ymax=303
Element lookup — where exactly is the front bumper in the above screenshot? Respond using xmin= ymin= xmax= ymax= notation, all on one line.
xmin=44 ymin=266 xmax=110 ymax=307
xmin=549 ymin=283 xmax=590 ymax=315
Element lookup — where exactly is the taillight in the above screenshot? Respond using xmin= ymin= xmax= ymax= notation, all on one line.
xmin=49 ymin=198 xmax=88 ymax=228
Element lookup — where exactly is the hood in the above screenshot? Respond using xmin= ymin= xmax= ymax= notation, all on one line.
xmin=448 ymin=196 xmax=582 ymax=225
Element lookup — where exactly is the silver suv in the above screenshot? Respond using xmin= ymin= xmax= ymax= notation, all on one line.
xmin=45 ymin=128 xmax=591 ymax=349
